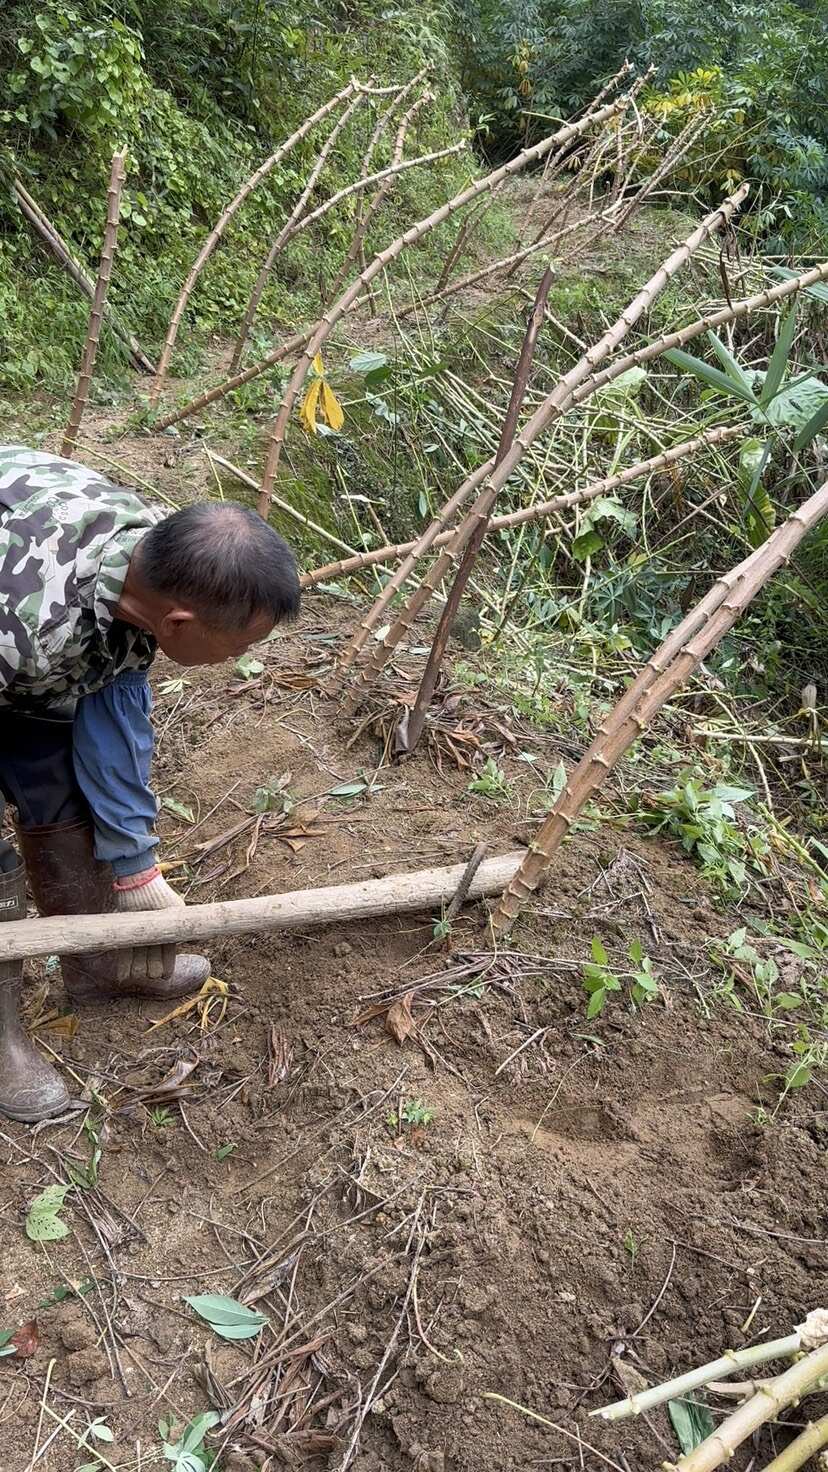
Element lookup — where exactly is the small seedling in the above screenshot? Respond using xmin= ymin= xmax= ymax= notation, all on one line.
xmin=250 ymin=772 xmax=294 ymax=815
xmin=432 ymin=910 xmax=452 ymax=942
xmin=234 ymin=653 xmax=265 ymax=680
xmin=215 ymin=1142 xmax=237 ymax=1162
xmin=161 ymin=796 xmax=195 ymax=823
xmin=150 ymin=1107 xmax=175 ymax=1129
xmin=623 ymin=1227 xmax=638 ymax=1267
xmin=160 ymin=1410 xmax=221 ymax=1472
xmin=582 ymin=936 xmax=659 ymax=1017
xmin=26 ymin=1184 xmax=70 ymax=1242
xmin=467 ymin=757 xmax=509 ymax=800
xmin=402 ymin=1099 xmax=434 ymax=1127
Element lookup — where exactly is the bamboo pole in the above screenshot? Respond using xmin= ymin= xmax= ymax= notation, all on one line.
xmin=150 ymin=79 xmax=401 ymax=402
xmin=667 ymin=1342 xmax=828 ymax=1472
xmin=255 ymin=95 xmax=632 ymax=515
xmin=0 ymin=852 xmax=526 ymax=963
xmin=341 ymin=186 xmax=748 ymax=712
xmin=300 ymin=423 xmax=744 ymax=587
xmin=61 ymin=151 xmax=127 ymax=459
xmin=324 ymin=90 xmax=433 ymax=306
xmin=398 ymin=266 xmax=555 ymax=755
xmin=490 ymin=474 xmax=828 ymax=938
xmin=13 ymin=179 xmax=154 ymax=373
xmin=229 ymin=90 xmax=370 ymax=373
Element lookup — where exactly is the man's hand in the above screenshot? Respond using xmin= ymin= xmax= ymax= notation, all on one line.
xmin=113 ymin=867 xmax=182 ymax=979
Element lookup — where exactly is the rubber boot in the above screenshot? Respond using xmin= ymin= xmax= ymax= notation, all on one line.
xmin=0 ymin=861 xmax=70 ymax=1121
xmin=18 ymin=820 xmax=209 ymax=1003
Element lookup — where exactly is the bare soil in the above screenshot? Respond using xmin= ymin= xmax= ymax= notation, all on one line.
xmin=1 ymin=585 xmax=825 ymax=1472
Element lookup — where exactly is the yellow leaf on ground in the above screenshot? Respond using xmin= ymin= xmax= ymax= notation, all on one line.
xmin=299 ymin=377 xmax=323 ymax=434
xmin=320 ymin=381 xmax=344 ymax=432
xmin=146 ymin=975 xmax=229 ymax=1033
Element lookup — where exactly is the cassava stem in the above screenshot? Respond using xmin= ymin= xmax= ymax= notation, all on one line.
xmin=62 ymin=151 xmax=126 ymax=458
xmin=341 ymin=186 xmax=748 ymax=711
xmin=490 ymin=475 xmax=828 ymax=938
xmin=256 ymin=94 xmax=632 ymax=513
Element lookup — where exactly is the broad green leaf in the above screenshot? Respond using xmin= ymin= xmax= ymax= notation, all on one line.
xmin=786 ymin=1062 xmax=812 ymax=1089
xmin=161 ymin=796 xmax=195 ymax=823
xmin=712 ymin=785 xmax=754 ymax=803
xmin=760 ymin=303 xmax=798 ymax=406
xmin=88 ymin=1420 xmax=114 ymax=1442
xmin=738 ymin=437 xmax=773 ymax=547
xmin=628 ymin=938 xmax=643 ymax=965
xmin=591 ymin=936 xmax=608 ymax=966
xmin=180 ymin=1410 xmax=221 ymax=1454
xmin=184 ymin=1293 xmax=267 ymax=1340
xmin=794 ymin=394 xmax=828 ymax=451
xmin=329 ymin=780 xmax=369 ymax=797
xmin=234 ymin=654 xmax=265 ymax=680
xmin=664 ymin=348 xmax=758 ymax=405
xmin=572 ymin=529 xmax=605 ymax=560
xmin=668 ymin=1397 xmax=714 ymax=1454
xmin=26 ymin=1184 xmax=70 ymax=1242
xmin=775 ymin=993 xmax=803 ymax=1010
xmin=592 ymin=365 xmax=647 ymax=401
xmin=349 ymin=349 xmax=389 ymax=376
xmin=706 ymin=332 xmax=754 ymax=393
xmin=586 ymin=987 xmax=606 ymax=1018
xmin=762 ymin=374 xmax=828 ymax=430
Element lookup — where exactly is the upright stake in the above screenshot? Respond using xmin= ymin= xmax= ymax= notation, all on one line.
xmin=61 ymin=150 xmax=126 ymax=459
xmin=397 ymin=266 xmax=554 ymax=755
xmin=489 ymin=475 xmax=828 ymax=939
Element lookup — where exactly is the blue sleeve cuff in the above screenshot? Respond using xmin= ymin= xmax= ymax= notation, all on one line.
xmin=111 ymin=845 xmax=159 ymax=879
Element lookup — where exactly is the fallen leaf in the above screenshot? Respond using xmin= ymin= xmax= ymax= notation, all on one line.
xmin=34 ymin=1012 xmax=79 ymax=1040
xmin=320 ymin=380 xmax=344 ymax=431
xmin=123 ymin=1056 xmax=201 ymax=1105
xmin=386 ymin=992 xmax=416 ymax=1046
xmin=146 ymin=976 xmax=229 ymax=1033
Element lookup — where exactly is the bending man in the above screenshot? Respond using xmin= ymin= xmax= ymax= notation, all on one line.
xmin=0 ymin=446 xmax=300 ymax=1122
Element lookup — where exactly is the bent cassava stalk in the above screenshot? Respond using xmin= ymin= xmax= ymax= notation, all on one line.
xmin=62 ymin=150 xmax=126 ymax=458
xmin=490 ymin=475 xmax=828 ymax=938
xmin=340 ymin=185 xmax=748 ymax=712
xmin=229 ymin=89 xmax=370 ymax=373
xmin=300 ymin=423 xmax=744 ymax=587
xmin=256 ymin=93 xmax=632 ymax=514
xmin=150 ymin=78 xmax=401 ymax=402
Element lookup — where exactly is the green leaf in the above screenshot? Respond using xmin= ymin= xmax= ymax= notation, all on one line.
xmin=738 ymin=437 xmax=774 ymax=547
xmin=760 ymin=303 xmax=798 ymax=406
xmin=329 ymin=780 xmax=369 ymax=797
xmin=161 ymin=796 xmax=195 ymax=823
xmin=770 ymin=266 xmax=828 ymax=307
xmin=628 ymin=938 xmax=643 ymax=966
xmin=26 ymin=1184 xmax=70 ymax=1242
xmin=184 ymin=1293 xmax=267 ymax=1340
xmin=785 ymin=1062 xmax=812 ymax=1089
xmin=762 ymin=374 xmax=828 ymax=430
xmin=586 ymin=987 xmax=606 ymax=1018
xmin=234 ymin=653 xmax=265 ymax=680
xmin=180 ymin=1410 xmax=221 ymax=1453
xmin=215 ymin=1142 xmax=237 ymax=1161
xmin=664 ymin=348 xmax=758 ymax=405
xmin=89 ymin=1419 xmax=114 ymax=1442
xmin=706 ymin=332 xmax=754 ymax=393
xmin=775 ymin=993 xmax=803 ymax=1010
xmin=349 ymin=349 xmax=389 ymax=376
xmin=668 ymin=1397 xmax=714 ymax=1454
xmin=572 ymin=528 xmax=605 ymax=560
xmin=794 ymin=394 xmax=828 ymax=451
xmin=591 ymin=936 xmax=608 ymax=966
xmin=592 ymin=365 xmax=647 ymax=401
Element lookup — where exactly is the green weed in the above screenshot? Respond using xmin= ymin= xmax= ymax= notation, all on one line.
xmin=582 ymin=936 xmax=659 ymax=1017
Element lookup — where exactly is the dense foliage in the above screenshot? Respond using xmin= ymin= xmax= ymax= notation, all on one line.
xmin=459 ymin=0 xmax=828 ymax=248
xmin=0 ymin=0 xmax=466 ymax=389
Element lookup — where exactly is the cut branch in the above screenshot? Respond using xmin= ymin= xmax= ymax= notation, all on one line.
xmin=490 ymin=474 xmax=828 ymax=939
xmin=397 ymin=266 xmax=554 ymax=755
xmin=14 ymin=178 xmax=154 ymax=373
xmin=230 ymin=89 xmax=370 ymax=373
xmin=760 ymin=1415 xmax=828 ymax=1472
xmin=256 ymin=93 xmax=632 ymax=514
xmin=61 ymin=151 xmax=126 ymax=459
xmin=0 ymin=852 xmax=527 ymax=963
xmin=206 ymin=451 xmax=360 ymax=558
xmin=340 ymin=186 xmax=748 ymax=711
xmin=592 ymin=1332 xmax=805 ymax=1422
xmin=150 ymin=79 xmax=400 ymax=402
xmin=300 ymin=424 xmax=744 ymax=588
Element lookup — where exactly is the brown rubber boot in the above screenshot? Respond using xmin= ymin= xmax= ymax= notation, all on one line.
xmin=18 ymin=820 xmax=209 ymax=1003
xmin=0 ymin=860 xmax=70 ymax=1121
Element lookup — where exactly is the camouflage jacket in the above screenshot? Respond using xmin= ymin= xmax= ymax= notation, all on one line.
xmin=0 ymin=446 xmax=164 ymax=717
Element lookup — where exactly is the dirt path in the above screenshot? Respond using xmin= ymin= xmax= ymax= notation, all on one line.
xmin=1 ymin=594 xmax=824 ymax=1471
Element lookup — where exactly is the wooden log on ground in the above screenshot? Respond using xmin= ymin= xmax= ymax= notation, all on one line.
xmin=0 ymin=851 xmax=527 ymax=963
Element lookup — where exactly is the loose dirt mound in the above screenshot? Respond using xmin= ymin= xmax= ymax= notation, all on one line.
xmin=0 ymin=599 xmax=823 ymax=1471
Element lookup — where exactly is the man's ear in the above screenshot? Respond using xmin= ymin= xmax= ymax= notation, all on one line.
xmin=158 ymin=609 xmax=197 ymax=639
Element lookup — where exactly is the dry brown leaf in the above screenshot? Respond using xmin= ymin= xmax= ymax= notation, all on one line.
xmin=146 ymin=976 xmax=229 ymax=1033
xmin=126 ymin=1055 xmax=201 ymax=1105
xmin=386 ymin=991 xmax=416 ymax=1045
xmin=34 ymin=1012 xmax=79 ymax=1040
xmin=9 ymin=1320 xmax=39 ymax=1358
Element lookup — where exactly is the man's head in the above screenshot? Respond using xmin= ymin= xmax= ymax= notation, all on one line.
xmin=122 ymin=501 xmax=300 ymax=665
